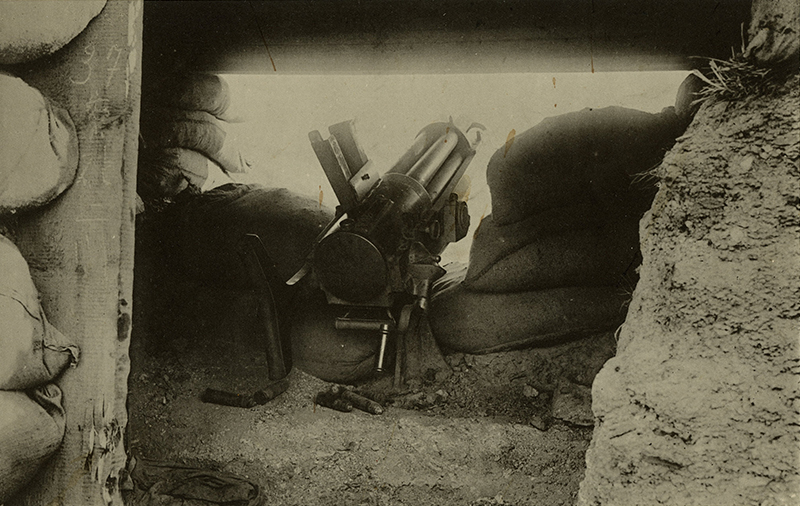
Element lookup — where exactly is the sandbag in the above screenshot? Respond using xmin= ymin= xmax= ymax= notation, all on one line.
xmin=0 ymin=384 xmax=66 ymax=503
xmin=431 ymin=108 xmax=684 ymax=353
xmin=141 ymin=109 xmax=226 ymax=159
xmin=289 ymin=295 xmax=379 ymax=384
xmin=134 ymin=184 xmax=333 ymax=370
xmin=144 ymin=73 xmax=240 ymax=123
xmin=136 ymin=148 xmax=191 ymax=202
xmin=0 ymin=1 xmax=106 ymax=64
xmin=464 ymin=213 xmax=641 ymax=292
xmin=0 ymin=72 xmax=79 ymax=214
xmin=486 ymin=106 xmax=682 ymax=226
xmin=140 ymin=108 xmax=250 ymax=174
xmin=162 ymin=148 xmax=212 ymax=188
xmin=137 ymin=147 xmax=213 ymax=202
xmin=0 ymin=234 xmax=78 ymax=390
xmin=428 ymin=281 xmax=629 ymax=354
xmin=141 ymin=183 xmax=333 ymax=288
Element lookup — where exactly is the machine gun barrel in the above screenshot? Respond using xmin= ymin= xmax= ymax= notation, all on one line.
xmin=425 ymin=152 xmax=464 ymax=203
xmin=405 ymin=130 xmax=459 ymax=187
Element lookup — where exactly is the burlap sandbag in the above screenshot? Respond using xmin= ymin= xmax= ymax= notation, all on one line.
xmin=465 ymin=107 xmax=683 ymax=292
xmin=464 ymin=212 xmax=641 ymax=292
xmin=141 ymin=109 xmax=225 ymax=157
xmin=0 ymin=72 xmax=79 ymax=214
xmin=134 ymin=184 xmax=333 ymax=363
xmin=0 ymin=384 xmax=66 ymax=503
xmin=136 ymin=147 xmax=212 ymax=201
xmin=140 ymin=184 xmax=332 ymax=287
xmin=486 ymin=106 xmax=683 ymax=227
xmin=136 ymin=148 xmax=191 ymax=202
xmin=289 ymin=293 xmax=379 ymax=384
xmin=144 ymin=73 xmax=240 ymax=123
xmin=428 ymin=107 xmax=687 ymax=353
xmin=162 ymin=148 xmax=212 ymax=188
xmin=140 ymin=108 xmax=249 ymax=174
xmin=0 ymin=1 xmax=106 ymax=64
xmin=0 ymin=234 xmax=78 ymax=390
xmin=429 ymin=280 xmax=629 ymax=354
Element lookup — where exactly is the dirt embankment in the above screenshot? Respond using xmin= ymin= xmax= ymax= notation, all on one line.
xmin=580 ymin=74 xmax=799 ymax=505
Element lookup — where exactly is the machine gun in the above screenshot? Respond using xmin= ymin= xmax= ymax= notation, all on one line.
xmin=289 ymin=119 xmax=480 ymax=382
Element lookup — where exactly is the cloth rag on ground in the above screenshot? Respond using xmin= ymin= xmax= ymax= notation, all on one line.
xmin=128 ymin=458 xmax=265 ymax=506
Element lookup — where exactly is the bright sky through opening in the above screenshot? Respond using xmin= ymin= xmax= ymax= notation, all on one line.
xmin=224 ymin=71 xmax=689 ymax=264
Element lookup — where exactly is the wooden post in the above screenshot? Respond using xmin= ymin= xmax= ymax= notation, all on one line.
xmin=8 ymin=1 xmax=142 ymax=504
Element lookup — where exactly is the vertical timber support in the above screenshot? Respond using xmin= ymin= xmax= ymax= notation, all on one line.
xmin=8 ymin=1 xmax=142 ymax=505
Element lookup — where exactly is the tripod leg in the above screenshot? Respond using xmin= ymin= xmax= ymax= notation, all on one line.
xmin=238 ymin=234 xmax=288 ymax=381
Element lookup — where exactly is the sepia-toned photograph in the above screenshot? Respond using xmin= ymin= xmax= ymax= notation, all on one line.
xmin=0 ymin=1 xmax=797 ymax=505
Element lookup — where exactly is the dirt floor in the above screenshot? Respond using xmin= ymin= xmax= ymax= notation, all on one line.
xmin=127 ymin=318 xmax=616 ymax=506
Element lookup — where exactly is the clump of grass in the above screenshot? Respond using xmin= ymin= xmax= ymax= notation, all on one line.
xmin=689 ymin=20 xmax=798 ymax=103
xmin=690 ymin=56 xmax=775 ymax=104
xmin=630 ymin=160 xmax=664 ymax=188
xmin=690 ymin=21 xmax=797 ymax=105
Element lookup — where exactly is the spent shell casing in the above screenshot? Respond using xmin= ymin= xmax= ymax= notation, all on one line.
xmin=354 ymin=389 xmax=390 ymax=406
xmin=201 ymin=388 xmax=256 ymax=408
xmin=341 ymin=390 xmax=384 ymax=415
xmin=315 ymin=390 xmax=353 ymax=412
xmin=253 ymin=377 xmax=290 ymax=405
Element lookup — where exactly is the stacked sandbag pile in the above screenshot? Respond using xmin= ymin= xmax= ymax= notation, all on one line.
xmin=0 ymin=2 xmax=98 ymax=500
xmin=430 ymin=105 xmax=689 ymax=354
xmin=0 ymin=234 xmax=78 ymax=502
xmin=137 ymin=73 xmax=250 ymax=208
xmin=134 ymin=73 xmax=343 ymax=381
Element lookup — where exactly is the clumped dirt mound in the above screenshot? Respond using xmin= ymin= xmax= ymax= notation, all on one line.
xmin=580 ymin=74 xmax=799 ymax=505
